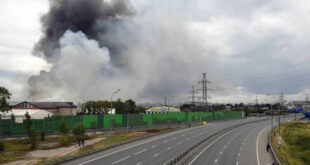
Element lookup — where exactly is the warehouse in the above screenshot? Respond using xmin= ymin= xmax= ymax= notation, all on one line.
xmin=10 ymin=101 xmax=77 ymax=116
xmin=0 ymin=109 xmax=53 ymax=123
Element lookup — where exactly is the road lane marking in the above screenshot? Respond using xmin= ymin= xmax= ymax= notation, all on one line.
xmin=112 ymin=156 xmax=130 ymax=164
xmin=136 ymin=162 xmax=142 ymax=165
xmin=188 ymin=126 xmax=241 ymax=165
xmin=177 ymin=142 xmax=182 ymax=145
xmin=214 ymin=159 xmax=218 ymax=163
xmin=256 ymin=126 xmax=268 ymax=165
xmin=134 ymin=149 xmax=147 ymax=155
xmin=167 ymin=147 xmax=171 ymax=150
xmin=238 ymin=153 xmax=240 ymax=156
xmin=151 ymin=145 xmax=156 ymax=148
xmin=164 ymin=141 xmax=168 ymax=143
xmin=78 ymin=125 xmax=207 ymax=165
xmin=236 ymin=160 xmax=239 ymax=165
xmin=154 ymin=153 xmax=159 ymax=157
xmin=220 ymin=151 xmax=223 ymax=155
xmin=194 ymin=135 xmax=197 ymax=138
xmin=187 ymin=138 xmax=190 ymax=141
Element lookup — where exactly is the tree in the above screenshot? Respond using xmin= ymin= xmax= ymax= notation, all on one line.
xmin=25 ymin=112 xmax=33 ymax=138
xmin=24 ymin=112 xmax=36 ymax=149
xmin=10 ymin=114 xmax=15 ymax=123
xmin=125 ymin=99 xmax=136 ymax=114
xmin=29 ymin=125 xmax=37 ymax=149
xmin=135 ymin=106 xmax=146 ymax=114
xmin=0 ymin=86 xmax=11 ymax=112
xmin=59 ymin=118 xmax=69 ymax=134
xmin=73 ymin=122 xmax=85 ymax=140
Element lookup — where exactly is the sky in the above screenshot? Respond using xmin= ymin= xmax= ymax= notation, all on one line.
xmin=1 ymin=0 xmax=310 ymax=104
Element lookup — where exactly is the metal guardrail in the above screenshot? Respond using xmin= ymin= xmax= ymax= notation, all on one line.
xmin=268 ymin=129 xmax=281 ymax=165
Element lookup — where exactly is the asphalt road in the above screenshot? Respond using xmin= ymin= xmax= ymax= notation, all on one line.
xmin=189 ymin=115 xmax=296 ymax=165
xmin=61 ymin=117 xmax=263 ymax=165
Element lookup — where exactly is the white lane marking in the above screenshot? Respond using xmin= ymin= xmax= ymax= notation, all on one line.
xmin=136 ymin=162 xmax=142 ymax=165
xmin=240 ymin=147 xmax=242 ymax=150
xmin=177 ymin=142 xmax=182 ymax=145
xmin=182 ymin=134 xmax=185 ymax=136
xmin=164 ymin=141 xmax=168 ymax=143
xmin=214 ymin=159 xmax=218 ymax=163
xmin=220 ymin=151 xmax=223 ymax=155
xmin=154 ymin=153 xmax=159 ymax=157
xmin=167 ymin=147 xmax=171 ymax=150
xmin=224 ymin=145 xmax=227 ymax=149
xmin=194 ymin=135 xmax=197 ymax=138
xmin=78 ymin=125 xmax=205 ymax=165
xmin=236 ymin=160 xmax=239 ymax=165
xmin=134 ymin=149 xmax=148 ymax=155
xmin=256 ymin=126 xmax=268 ymax=165
xmin=238 ymin=153 xmax=240 ymax=156
xmin=188 ymin=127 xmax=241 ymax=165
xmin=112 ymin=156 xmax=130 ymax=164
xmin=151 ymin=145 xmax=156 ymax=148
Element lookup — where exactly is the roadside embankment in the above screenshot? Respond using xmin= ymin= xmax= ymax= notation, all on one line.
xmin=270 ymin=121 xmax=310 ymax=165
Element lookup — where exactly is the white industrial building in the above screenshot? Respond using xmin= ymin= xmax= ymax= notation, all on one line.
xmin=0 ymin=109 xmax=53 ymax=123
xmin=145 ymin=106 xmax=181 ymax=114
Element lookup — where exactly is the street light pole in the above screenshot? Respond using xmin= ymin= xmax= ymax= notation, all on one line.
xmin=267 ymin=94 xmax=275 ymax=129
xmin=110 ymin=89 xmax=121 ymax=145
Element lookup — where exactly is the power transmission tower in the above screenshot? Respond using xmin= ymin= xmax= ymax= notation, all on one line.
xmin=198 ymin=73 xmax=212 ymax=108
xmin=189 ymin=85 xmax=197 ymax=105
xmin=255 ymin=96 xmax=258 ymax=105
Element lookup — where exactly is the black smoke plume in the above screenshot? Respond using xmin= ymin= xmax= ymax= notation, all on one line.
xmin=33 ymin=0 xmax=134 ymax=62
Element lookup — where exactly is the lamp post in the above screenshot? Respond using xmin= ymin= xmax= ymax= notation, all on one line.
xmin=110 ymin=89 xmax=121 ymax=145
xmin=267 ymin=94 xmax=276 ymax=129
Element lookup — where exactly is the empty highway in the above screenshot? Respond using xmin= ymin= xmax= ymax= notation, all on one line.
xmin=62 ymin=117 xmax=268 ymax=165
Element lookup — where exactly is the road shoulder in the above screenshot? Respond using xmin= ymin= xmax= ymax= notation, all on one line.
xmin=257 ymin=126 xmax=274 ymax=165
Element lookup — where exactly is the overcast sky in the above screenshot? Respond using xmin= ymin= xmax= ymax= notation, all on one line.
xmin=1 ymin=0 xmax=310 ymax=104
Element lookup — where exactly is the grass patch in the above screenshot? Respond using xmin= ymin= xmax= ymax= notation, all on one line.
xmin=0 ymin=138 xmax=30 ymax=164
xmin=271 ymin=122 xmax=310 ymax=165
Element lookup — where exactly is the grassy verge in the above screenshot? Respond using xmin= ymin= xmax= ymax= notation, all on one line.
xmin=271 ymin=122 xmax=310 ymax=165
xmin=36 ymin=127 xmax=177 ymax=164
xmin=0 ymin=138 xmax=30 ymax=163
xmin=0 ymin=132 xmax=104 ymax=164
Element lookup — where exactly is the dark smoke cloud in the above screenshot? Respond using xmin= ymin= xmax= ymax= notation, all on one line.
xmin=33 ymin=0 xmax=134 ymax=62
xmin=27 ymin=0 xmax=216 ymax=102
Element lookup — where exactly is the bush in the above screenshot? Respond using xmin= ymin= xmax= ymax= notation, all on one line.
xmin=58 ymin=134 xmax=70 ymax=147
xmin=59 ymin=118 xmax=69 ymax=134
xmin=0 ymin=141 xmax=4 ymax=152
xmin=73 ymin=122 xmax=85 ymax=140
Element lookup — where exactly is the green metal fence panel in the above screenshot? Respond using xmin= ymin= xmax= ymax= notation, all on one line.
xmin=0 ymin=111 xmax=244 ymax=135
xmin=83 ymin=115 xmax=98 ymax=129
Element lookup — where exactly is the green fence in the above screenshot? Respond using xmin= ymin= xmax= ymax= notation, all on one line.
xmin=0 ymin=111 xmax=243 ymax=135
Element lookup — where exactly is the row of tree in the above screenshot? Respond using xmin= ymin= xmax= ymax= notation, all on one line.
xmin=78 ymin=99 xmax=146 ymax=115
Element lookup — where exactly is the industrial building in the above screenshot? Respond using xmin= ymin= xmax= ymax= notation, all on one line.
xmin=145 ymin=106 xmax=181 ymax=114
xmin=9 ymin=101 xmax=77 ymax=116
